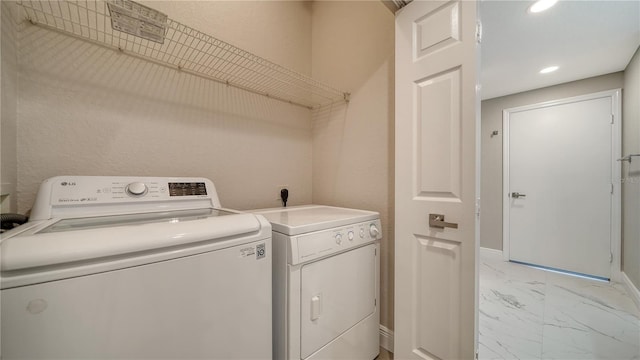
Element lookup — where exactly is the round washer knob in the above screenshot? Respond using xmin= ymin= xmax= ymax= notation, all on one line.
xmin=369 ymin=224 xmax=380 ymax=238
xmin=126 ymin=182 xmax=148 ymax=196
xmin=348 ymin=231 xmax=354 ymax=241
xmin=335 ymin=233 xmax=343 ymax=245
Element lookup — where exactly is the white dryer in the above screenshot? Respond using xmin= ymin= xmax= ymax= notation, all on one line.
xmin=253 ymin=205 xmax=381 ymax=360
xmin=1 ymin=176 xmax=272 ymax=359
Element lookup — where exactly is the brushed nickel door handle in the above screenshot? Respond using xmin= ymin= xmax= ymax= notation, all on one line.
xmin=429 ymin=214 xmax=458 ymax=229
xmin=511 ymin=192 xmax=526 ymax=199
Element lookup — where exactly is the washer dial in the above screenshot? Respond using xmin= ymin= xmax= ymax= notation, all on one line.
xmin=126 ymin=182 xmax=148 ymax=196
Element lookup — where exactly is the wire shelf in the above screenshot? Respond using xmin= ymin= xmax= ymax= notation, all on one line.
xmin=19 ymin=0 xmax=350 ymax=109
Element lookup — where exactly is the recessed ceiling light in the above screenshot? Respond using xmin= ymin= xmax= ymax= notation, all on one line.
xmin=539 ymin=66 xmax=559 ymax=74
xmin=528 ymin=0 xmax=558 ymax=13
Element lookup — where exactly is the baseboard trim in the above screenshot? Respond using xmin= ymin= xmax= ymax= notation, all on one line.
xmin=622 ymin=271 xmax=640 ymax=311
xmin=379 ymin=325 xmax=394 ymax=353
xmin=480 ymin=247 xmax=503 ymax=258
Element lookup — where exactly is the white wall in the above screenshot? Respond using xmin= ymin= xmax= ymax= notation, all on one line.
xmin=15 ymin=1 xmax=313 ymax=213
xmin=622 ymin=46 xmax=640 ymax=289
xmin=481 ymin=72 xmax=624 ymax=250
xmin=1 ymin=1 xmax=19 ymax=213
xmin=310 ymin=0 xmax=395 ymax=330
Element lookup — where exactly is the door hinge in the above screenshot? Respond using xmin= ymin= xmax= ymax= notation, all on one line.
xmin=476 ymin=21 xmax=483 ymax=44
xmin=611 ymin=183 xmax=614 ymax=194
xmin=475 ymin=350 xmax=479 ymax=360
xmin=611 ymin=114 xmax=614 ymax=124
xmin=610 ymin=252 xmax=613 ymax=263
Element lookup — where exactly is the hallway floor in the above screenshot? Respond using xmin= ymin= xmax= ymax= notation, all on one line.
xmin=479 ymin=250 xmax=640 ymax=360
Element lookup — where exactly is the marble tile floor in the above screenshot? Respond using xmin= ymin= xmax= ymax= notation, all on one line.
xmin=479 ymin=251 xmax=640 ymax=360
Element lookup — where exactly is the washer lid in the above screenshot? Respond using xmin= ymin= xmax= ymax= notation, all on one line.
xmin=253 ymin=205 xmax=378 ymax=235
xmin=1 ymin=209 xmax=262 ymax=273
xmin=38 ymin=208 xmax=233 ymax=233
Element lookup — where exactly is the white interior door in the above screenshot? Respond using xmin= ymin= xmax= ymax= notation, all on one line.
xmin=504 ymin=90 xmax=621 ymax=280
xmin=395 ymin=0 xmax=479 ymax=359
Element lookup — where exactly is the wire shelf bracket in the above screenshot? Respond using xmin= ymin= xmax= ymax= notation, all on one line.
xmin=18 ymin=0 xmax=350 ymax=110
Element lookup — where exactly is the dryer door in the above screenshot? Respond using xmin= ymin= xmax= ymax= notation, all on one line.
xmin=300 ymin=244 xmax=376 ymax=358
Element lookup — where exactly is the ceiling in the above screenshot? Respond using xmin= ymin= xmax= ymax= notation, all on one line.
xmin=480 ymin=0 xmax=640 ymax=100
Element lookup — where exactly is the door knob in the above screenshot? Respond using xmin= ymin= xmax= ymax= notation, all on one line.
xmin=429 ymin=214 xmax=458 ymax=229
xmin=511 ymin=192 xmax=526 ymax=199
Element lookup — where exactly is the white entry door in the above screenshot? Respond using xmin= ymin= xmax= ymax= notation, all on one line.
xmin=504 ymin=90 xmax=621 ymax=280
xmin=395 ymin=0 xmax=479 ymax=359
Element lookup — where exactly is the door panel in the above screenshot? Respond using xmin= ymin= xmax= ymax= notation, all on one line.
xmin=507 ymin=95 xmax=614 ymax=279
xmin=300 ymin=245 xmax=376 ymax=359
xmin=395 ymin=0 xmax=479 ymax=359
xmin=415 ymin=236 xmax=461 ymax=359
xmin=414 ymin=2 xmax=461 ymax=58
xmin=416 ymin=68 xmax=462 ymax=200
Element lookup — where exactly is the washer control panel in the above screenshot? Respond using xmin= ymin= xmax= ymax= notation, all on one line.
xmin=291 ymin=219 xmax=382 ymax=265
xmin=47 ymin=177 xmax=211 ymax=205
xmin=30 ymin=176 xmax=222 ymax=221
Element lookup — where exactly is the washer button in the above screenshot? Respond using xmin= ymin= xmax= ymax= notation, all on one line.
xmin=348 ymin=231 xmax=354 ymax=241
xmin=359 ymin=228 xmax=365 ymax=238
xmin=335 ymin=233 xmax=342 ymax=245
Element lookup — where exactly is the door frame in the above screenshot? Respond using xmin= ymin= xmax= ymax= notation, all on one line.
xmin=502 ymin=89 xmax=622 ymax=282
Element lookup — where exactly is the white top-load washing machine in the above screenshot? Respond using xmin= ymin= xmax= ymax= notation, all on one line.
xmin=1 ymin=176 xmax=272 ymax=360
xmin=253 ymin=205 xmax=381 ymax=360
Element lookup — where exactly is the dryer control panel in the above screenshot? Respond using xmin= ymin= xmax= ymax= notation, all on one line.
xmin=290 ymin=219 xmax=382 ymax=265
